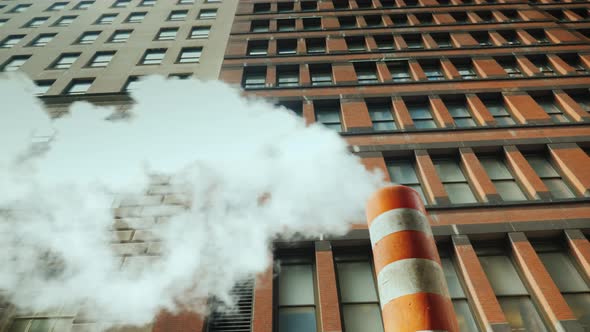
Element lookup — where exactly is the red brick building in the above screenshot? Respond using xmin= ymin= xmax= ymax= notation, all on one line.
xmin=201 ymin=0 xmax=590 ymax=331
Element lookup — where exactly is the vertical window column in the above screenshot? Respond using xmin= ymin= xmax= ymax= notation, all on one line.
xmin=277 ymin=255 xmax=318 ymax=332
xmin=433 ymin=158 xmax=478 ymax=204
xmin=335 ymin=252 xmax=384 ymax=332
xmin=477 ymin=246 xmax=549 ymax=331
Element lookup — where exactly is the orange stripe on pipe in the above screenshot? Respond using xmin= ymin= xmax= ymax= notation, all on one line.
xmin=373 ymin=230 xmax=440 ymax=274
xmin=381 ymin=292 xmax=458 ymax=332
xmin=366 ymin=185 xmax=426 ymax=225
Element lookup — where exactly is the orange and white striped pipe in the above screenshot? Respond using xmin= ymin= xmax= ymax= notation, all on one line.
xmin=366 ymin=185 xmax=459 ymax=332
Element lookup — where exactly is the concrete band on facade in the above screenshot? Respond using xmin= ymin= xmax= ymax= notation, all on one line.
xmin=366 ymin=185 xmax=458 ymax=332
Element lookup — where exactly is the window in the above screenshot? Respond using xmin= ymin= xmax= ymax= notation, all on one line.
xmin=169 ymin=73 xmax=192 ymax=79
xmin=333 ymin=0 xmax=350 ymax=9
xmin=30 ymin=33 xmax=56 ymax=47
xmin=75 ymin=1 xmax=94 ymax=10
xmin=529 ymin=56 xmax=556 ymax=76
xmin=109 ymin=30 xmax=131 ymax=43
xmin=404 ymin=34 xmax=423 ymax=49
xmin=47 ymin=2 xmax=68 ymax=11
xmin=345 ymin=36 xmax=366 ymax=52
xmin=306 ymin=38 xmax=326 ymax=54
xmin=168 ymin=10 xmax=187 ymax=21
xmin=388 ymin=61 xmax=412 ymax=82
xmin=124 ymin=76 xmax=141 ymax=91
xmin=65 ymin=79 xmax=94 ymax=94
xmin=276 ymin=100 xmax=303 ymax=117
xmin=34 ymin=80 xmax=55 ymax=95
xmin=140 ymin=49 xmax=166 ymax=65
xmin=247 ymin=40 xmax=268 ymax=56
xmin=526 ymin=154 xmax=575 ymax=199
xmin=480 ymin=156 xmax=527 ymax=201
xmin=11 ymin=4 xmax=31 ymax=13
xmin=535 ymin=94 xmax=569 ymax=123
xmin=374 ymin=34 xmax=394 ymax=50
xmin=54 ymin=16 xmax=77 ymax=27
xmin=471 ymin=32 xmax=492 ymax=47
xmin=498 ymin=31 xmax=521 ymax=46
xmin=480 ymin=94 xmax=516 ymax=125
xmin=367 ymin=98 xmax=396 ymax=131
xmin=440 ymin=257 xmax=480 ymax=332
xmin=198 ymin=9 xmax=217 ymax=19
xmin=0 ymin=19 xmax=8 ymax=27
xmin=364 ymin=15 xmax=383 ymax=27
xmin=178 ymin=0 xmax=195 ymax=3
xmin=453 ymin=60 xmax=477 ymax=80
xmin=547 ymin=9 xmax=566 ymax=21
xmin=25 ymin=17 xmax=48 ymax=28
xmin=415 ymin=13 xmax=433 ymax=25
xmin=451 ymin=12 xmax=468 ymax=23
xmin=568 ymin=91 xmax=590 ymax=113
xmin=356 ymin=0 xmax=373 ymax=8
xmin=301 ymin=1 xmax=318 ymax=10
xmin=314 ymin=100 xmax=342 ymax=132
xmin=52 ymin=53 xmax=80 ymax=69
xmin=190 ymin=26 xmax=210 ymax=39
xmin=113 ymin=0 xmax=131 ymax=8
xmin=433 ymin=158 xmax=478 ymax=204
xmin=278 ymin=19 xmax=296 ymax=31
xmin=303 ymin=17 xmax=321 ymax=30
xmin=77 ymin=31 xmax=100 ymax=44
xmin=421 ymin=62 xmax=445 ymax=81
xmin=497 ymin=57 xmax=523 ymax=78
xmin=253 ymin=3 xmax=271 ymax=13
xmin=527 ymin=29 xmax=550 ymax=44
xmin=7 ymin=313 xmax=76 ymax=332
xmin=535 ymin=242 xmax=590 ymax=329
xmin=278 ymin=2 xmax=295 ymax=12
xmin=443 ymin=97 xmax=477 ymax=128
xmin=88 ymin=51 xmax=115 ymax=67
xmin=277 ymin=39 xmax=297 ymax=55
xmin=560 ymin=54 xmax=589 ymax=74
xmin=309 ymin=64 xmax=333 ymax=86
xmin=156 ymin=28 xmax=178 ymax=41
xmin=178 ymin=47 xmax=202 ymax=63
xmin=140 ymin=0 xmax=156 ymax=5
xmin=242 ymin=67 xmax=267 ymax=89
xmin=1 ymin=55 xmax=30 ymax=72
xmin=390 ymin=14 xmax=408 ymax=26
xmin=501 ymin=10 xmax=520 ymax=22
xmin=432 ymin=33 xmax=452 ymax=48
xmin=477 ymin=250 xmax=548 ymax=331
xmin=251 ymin=20 xmax=269 ymax=32
xmin=0 ymin=35 xmax=24 ymax=48
xmin=277 ymin=255 xmax=317 ymax=332
xmin=476 ymin=11 xmax=494 ymax=22
xmin=277 ymin=65 xmax=299 ymax=87
xmin=354 ymin=62 xmax=379 ymax=84
xmin=380 ymin=0 xmax=395 ymax=7
xmin=338 ymin=16 xmax=357 ymax=28
xmin=96 ymin=14 xmax=117 ymax=24
xmin=387 ymin=158 xmax=427 ymax=202
xmin=335 ymin=253 xmax=384 ymax=332
xmin=126 ymin=12 xmax=146 ymax=23
xmin=406 ymin=99 xmax=436 ymax=129
xmin=405 ymin=0 xmax=418 ymax=5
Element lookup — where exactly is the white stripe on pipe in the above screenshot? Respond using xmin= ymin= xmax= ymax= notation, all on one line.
xmin=369 ymin=208 xmax=432 ymax=246
xmin=377 ymin=258 xmax=450 ymax=308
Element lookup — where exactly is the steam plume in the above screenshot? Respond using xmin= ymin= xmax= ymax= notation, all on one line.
xmin=0 ymin=74 xmax=382 ymax=328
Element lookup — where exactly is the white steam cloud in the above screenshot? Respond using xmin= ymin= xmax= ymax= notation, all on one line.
xmin=0 ymin=74 xmax=382 ymax=328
